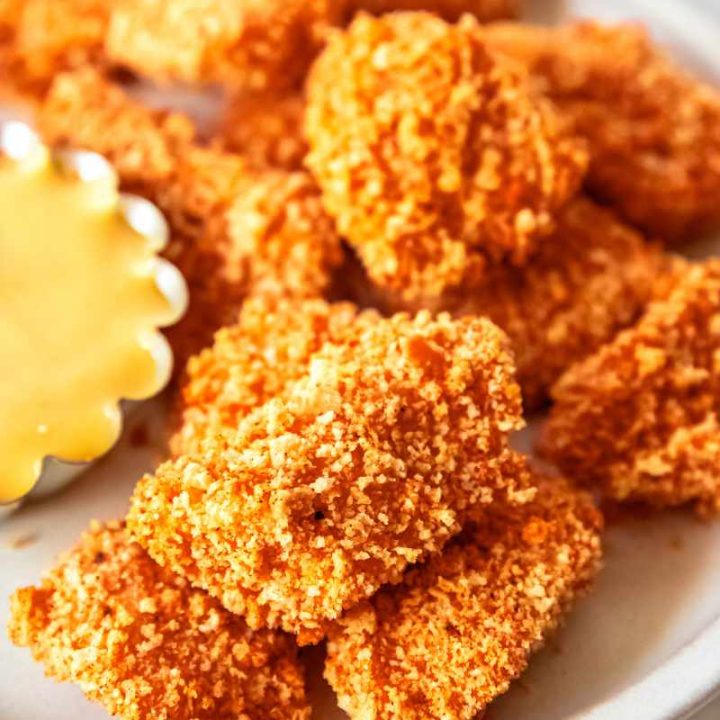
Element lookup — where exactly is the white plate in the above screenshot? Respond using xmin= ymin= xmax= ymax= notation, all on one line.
xmin=2 ymin=1 xmax=720 ymax=718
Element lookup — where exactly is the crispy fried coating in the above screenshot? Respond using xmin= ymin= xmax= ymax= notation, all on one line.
xmin=171 ymin=297 xmax=379 ymax=457
xmin=106 ymin=0 xmax=336 ymax=91
xmin=326 ymin=473 xmax=602 ymax=720
xmin=305 ymin=12 xmax=587 ymax=300
xmin=129 ymin=311 xmax=527 ymax=643
xmin=8 ymin=521 xmax=310 ymax=720
xmin=341 ymin=0 xmax=517 ymax=23
xmin=16 ymin=0 xmax=109 ymax=79
xmin=218 ymin=90 xmax=307 ymax=170
xmin=37 ymin=68 xmax=196 ymax=194
xmin=487 ymin=21 xmax=720 ymax=242
xmin=541 ymin=259 xmax=720 ymax=516
xmin=226 ymin=170 xmax=343 ymax=298
xmin=353 ymin=198 xmax=667 ymax=409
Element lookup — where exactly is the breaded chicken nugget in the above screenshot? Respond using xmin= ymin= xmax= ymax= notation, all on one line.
xmin=129 ymin=311 xmax=528 ymax=643
xmin=325 ymin=473 xmax=602 ymax=720
xmin=218 ymin=90 xmax=307 ymax=171
xmin=37 ymin=68 xmax=196 ymax=193
xmin=0 ymin=0 xmax=20 ymax=39
xmin=8 ymin=521 xmax=310 ymax=720
xmin=487 ymin=21 xmax=720 ymax=242
xmin=226 ymin=170 xmax=343 ymax=298
xmin=171 ymin=297 xmax=379 ymax=456
xmin=8 ymin=0 xmax=110 ymax=90
xmin=341 ymin=0 xmax=517 ymax=23
xmin=106 ymin=0 xmax=336 ymax=91
xmin=541 ymin=259 xmax=720 ymax=516
xmin=353 ymin=198 xmax=667 ymax=409
xmin=305 ymin=12 xmax=587 ymax=300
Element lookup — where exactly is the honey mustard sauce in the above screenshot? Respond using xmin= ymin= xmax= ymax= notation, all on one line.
xmin=0 ymin=124 xmax=185 ymax=503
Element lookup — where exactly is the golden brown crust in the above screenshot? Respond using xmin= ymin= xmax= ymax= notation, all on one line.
xmin=452 ymin=199 xmax=669 ymax=408
xmin=3 ymin=0 xmax=110 ymax=92
xmin=541 ymin=259 xmax=720 ymax=516
xmin=171 ymin=297 xmax=379 ymax=456
xmin=487 ymin=21 xmax=720 ymax=242
xmin=217 ymin=90 xmax=308 ymax=171
xmin=325 ymin=473 xmax=603 ymax=720
xmin=129 ymin=311 xmax=527 ymax=643
xmin=8 ymin=521 xmax=310 ymax=720
xmin=106 ymin=0 xmax=336 ymax=91
xmin=353 ymin=198 xmax=667 ymax=409
xmin=305 ymin=13 xmax=587 ymax=300
xmin=340 ymin=0 xmax=518 ymax=23
xmin=225 ymin=170 xmax=343 ymax=300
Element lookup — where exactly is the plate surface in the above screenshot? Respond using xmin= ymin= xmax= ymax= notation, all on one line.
xmin=2 ymin=1 xmax=720 ymax=719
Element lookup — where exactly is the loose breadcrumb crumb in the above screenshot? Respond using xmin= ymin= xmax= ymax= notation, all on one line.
xmin=106 ymin=0 xmax=336 ymax=91
xmin=541 ymin=259 xmax=720 ymax=516
xmin=487 ymin=21 xmax=720 ymax=242
xmin=217 ymin=90 xmax=307 ymax=171
xmin=129 ymin=311 xmax=527 ymax=643
xmin=305 ymin=12 xmax=587 ymax=300
xmin=349 ymin=198 xmax=667 ymax=409
xmin=171 ymin=297 xmax=379 ymax=456
xmin=325 ymin=472 xmax=603 ymax=720
xmin=8 ymin=521 xmax=310 ymax=720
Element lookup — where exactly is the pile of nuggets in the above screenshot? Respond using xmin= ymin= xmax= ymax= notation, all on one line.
xmin=3 ymin=1 xmax=720 ymax=718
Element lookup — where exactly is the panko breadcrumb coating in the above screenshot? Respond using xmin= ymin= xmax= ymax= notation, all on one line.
xmin=541 ymin=259 xmax=720 ymax=516
xmin=341 ymin=0 xmax=517 ymax=23
xmin=226 ymin=170 xmax=343 ymax=298
xmin=8 ymin=521 xmax=310 ymax=720
xmin=106 ymin=0 xmax=336 ymax=91
xmin=326 ymin=473 xmax=602 ymax=720
xmin=487 ymin=21 xmax=720 ymax=242
xmin=171 ymin=297 xmax=379 ymax=457
xmin=354 ymin=198 xmax=667 ymax=409
xmin=10 ymin=0 xmax=110 ymax=88
xmin=218 ymin=90 xmax=307 ymax=171
xmin=305 ymin=12 xmax=588 ymax=300
xmin=129 ymin=311 xmax=528 ymax=643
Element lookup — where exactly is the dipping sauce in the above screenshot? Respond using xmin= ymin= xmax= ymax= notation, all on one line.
xmin=0 ymin=128 xmax=182 ymax=503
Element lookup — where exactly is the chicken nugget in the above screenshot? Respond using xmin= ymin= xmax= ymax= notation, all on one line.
xmin=129 ymin=311 xmax=528 ymax=643
xmin=305 ymin=12 xmax=587 ymax=300
xmin=487 ymin=21 xmax=720 ymax=242
xmin=352 ymin=198 xmax=667 ymax=409
xmin=326 ymin=472 xmax=602 ymax=720
xmin=171 ymin=297 xmax=379 ymax=456
xmin=225 ymin=170 xmax=343 ymax=299
xmin=541 ymin=259 xmax=720 ymax=516
xmin=218 ymin=90 xmax=307 ymax=171
xmin=341 ymin=0 xmax=517 ymax=23
xmin=8 ymin=521 xmax=310 ymax=720
xmin=8 ymin=0 xmax=110 ymax=91
xmin=106 ymin=0 xmax=336 ymax=91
